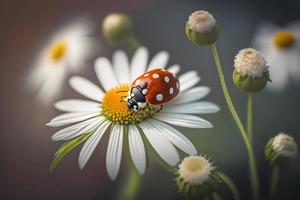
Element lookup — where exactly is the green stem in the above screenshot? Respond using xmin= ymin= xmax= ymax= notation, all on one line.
xmin=211 ymin=43 xmax=259 ymax=200
xmin=218 ymin=172 xmax=240 ymax=200
xmin=247 ymin=94 xmax=253 ymax=143
xmin=124 ymin=36 xmax=140 ymax=53
xmin=117 ymin=125 xmax=141 ymax=200
xmin=212 ymin=193 xmax=223 ymax=200
xmin=270 ymin=165 xmax=280 ymax=200
xmin=118 ymin=165 xmax=141 ymax=200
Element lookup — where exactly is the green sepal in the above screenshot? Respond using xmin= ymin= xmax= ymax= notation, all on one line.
xmin=185 ymin=23 xmax=219 ymax=46
xmin=264 ymin=137 xmax=291 ymax=166
xmin=50 ymin=132 xmax=93 ymax=172
xmin=175 ymin=168 xmax=222 ymax=198
xmin=233 ymin=69 xmax=270 ymax=93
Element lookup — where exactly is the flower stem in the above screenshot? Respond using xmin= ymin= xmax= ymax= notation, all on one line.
xmin=218 ymin=172 xmax=240 ymax=200
xmin=247 ymin=94 xmax=253 ymax=143
xmin=118 ymin=164 xmax=141 ymax=200
xmin=212 ymin=193 xmax=223 ymax=200
xmin=211 ymin=43 xmax=259 ymax=200
xmin=270 ymin=165 xmax=280 ymax=200
xmin=124 ymin=36 xmax=140 ymax=53
xmin=117 ymin=125 xmax=141 ymax=200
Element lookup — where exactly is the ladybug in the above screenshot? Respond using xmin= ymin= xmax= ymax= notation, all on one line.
xmin=126 ymin=68 xmax=180 ymax=111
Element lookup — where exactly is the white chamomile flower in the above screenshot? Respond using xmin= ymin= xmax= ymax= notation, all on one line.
xmin=253 ymin=21 xmax=300 ymax=91
xmin=27 ymin=19 xmax=97 ymax=103
xmin=47 ymin=47 xmax=220 ymax=180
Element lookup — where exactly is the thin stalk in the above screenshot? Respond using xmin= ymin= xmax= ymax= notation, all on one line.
xmin=117 ymin=125 xmax=141 ymax=200
xmin=118 ymin=165 xmax=141 ymax=200
xmin=124 ymin=36 xmax=140 ymax=53
xmin=211 ymin=43 xmax=259 ymax=200
xmin=247 ymin=94 xmax=253 ymax=143
xmin=211 ymin=193 xmax=223 ymax=200
xmin=270 ymin=165 xmax=280 ymax=200
xmin=218 ymin=172 xmax=240 ymax=200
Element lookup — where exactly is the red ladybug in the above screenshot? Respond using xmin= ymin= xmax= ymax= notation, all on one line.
xmin=126 ymin=68 xmax=180 ymax=111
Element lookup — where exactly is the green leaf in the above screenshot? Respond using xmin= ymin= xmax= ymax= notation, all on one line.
xmin=50 ymin=133 xmax=92 ymax=173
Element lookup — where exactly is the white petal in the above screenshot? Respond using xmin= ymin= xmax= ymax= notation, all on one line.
xmin=167 ymin=64 xmax=181 ymax=75
xmin=69 ymin=76 xmax=104 ymax=102
xmin=106 ymin=124 xmax=123 ymax=180
xmin=154 ymin=113 xmax=213 ymax=128
xmin=47 ymin=112 xmax=100 ymax=127
xmin=179 ymin=71 xmax=201 ymax=92
xmin=55 ymin=99 xmax=101 ymax=112
xmin=140 ymin=121 xmax=179 ymax=166
xmin=79 ymin=120 xmax=111 ymax=169
xmin=130 ymin=47 xmax=149 ymax=81
xmin=128 ymin=125 xmax=146 ymax=174
xmin=112 ymin=50 xmax=130 ymax=83
xmin=147 ymin=51 xmax=169 ymax=71
xmin=37 ymin=66 xmax=66 ymax=103
xmin=51 ymin=117 xmax=105 ymax=141
xmin=164 ymin=102 xmax=220 ymax=114
xmin=95 ymin=57 xmax=119 ymax=91
xmin=148 ymin=119 xmax=197 ymax=155
xmin=170 ymin=86 xmax=210 ymax=105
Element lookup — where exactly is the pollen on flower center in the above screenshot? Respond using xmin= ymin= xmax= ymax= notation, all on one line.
xmin=49 ymin=41 xmax=68 ymax=61
xmin=178 ymin=155 xmax=212 ymax=185
xmin=102 ymin=84 xmax=154 ymax=124
xmin=273 ymin=30 xmax=295 ymax=49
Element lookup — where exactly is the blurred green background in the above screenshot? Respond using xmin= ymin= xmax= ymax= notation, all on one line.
xmin=1 ymin=0 xmax=299 ymax=199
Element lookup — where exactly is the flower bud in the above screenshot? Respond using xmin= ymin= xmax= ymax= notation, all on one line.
xmin=102 ymin=13 xmax=134 ymax=45
xmin=233 ymin=48 xmax=270 ymax=93
xmin=265 ymin=133 xmax=298 ymax=166
xmin=175 ymin=155 xmax=222 ymax=198
xmin=185 ymin=10 xmax=219 ymax=46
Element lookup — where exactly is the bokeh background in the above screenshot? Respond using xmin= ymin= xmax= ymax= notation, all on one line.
xmin=1 ymin=0 xmax=300 ymax=199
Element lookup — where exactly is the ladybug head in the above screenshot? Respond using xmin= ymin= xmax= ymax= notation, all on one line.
xmin=126 ymin=82 xmax=148 ymax=111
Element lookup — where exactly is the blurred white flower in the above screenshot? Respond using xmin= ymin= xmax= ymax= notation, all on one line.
xmin=253 ymin=22 xmax=300 ymax=91
xmin=27 ymin=19 xmax=97 ymax=103
xmin=47 ymin=47 xmax=220 ymax=180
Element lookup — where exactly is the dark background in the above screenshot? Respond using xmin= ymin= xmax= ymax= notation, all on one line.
xmin=1 ymin=0 xmax=299 ymax=199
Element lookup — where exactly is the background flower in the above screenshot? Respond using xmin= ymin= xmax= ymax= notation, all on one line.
xmin=253 ymin=21 xmax=300 ymax=91
xmin=26 ymin=19 xmax=98 ymax=103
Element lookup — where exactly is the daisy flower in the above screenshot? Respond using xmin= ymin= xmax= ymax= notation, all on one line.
xmin=27 ymin=19 xmax=97 ymax=103
xmin=253 ymin=21 xmax=300 ymax=91
xmin=47 ymin=47 xmax=219 ymax=180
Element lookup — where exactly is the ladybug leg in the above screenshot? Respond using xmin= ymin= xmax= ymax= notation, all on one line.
xmin=156 ymin=105 xmax=163 ymax=113
xmin=146 ymin=103 xmax=151 ymax=114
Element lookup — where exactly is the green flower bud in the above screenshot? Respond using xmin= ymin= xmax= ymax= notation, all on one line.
xmin=102 ymin=13 xmax=134 ymax=45
xmin=265 ymin=133 xmax=298 ymax=166
xmin=233 ymin=48 xmax=270 ymax=93
xmin=175 ymin=155 xmax=222 ymax=198
xmin=185 ymin=10 xmax=219 ymax=46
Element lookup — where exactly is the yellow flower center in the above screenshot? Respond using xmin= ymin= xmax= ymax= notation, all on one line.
xmin=102 ymin=84 xmax=155 ymax=124
xmin=273 ymin=31 xmax=295 ymax=49
xmin=49 ymin=41 xmax=68 ymax=61
xmin=185 ymin=158 xmax=204 ymax=172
